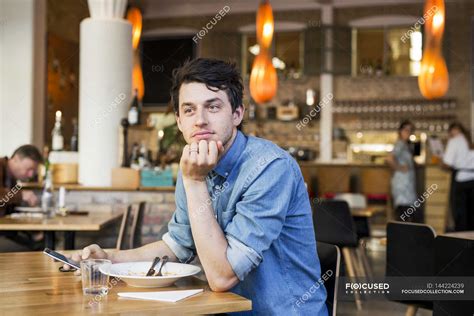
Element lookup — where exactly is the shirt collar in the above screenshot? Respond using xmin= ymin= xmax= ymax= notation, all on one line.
xmin=213 ymin=130 xmax=247 ymax=178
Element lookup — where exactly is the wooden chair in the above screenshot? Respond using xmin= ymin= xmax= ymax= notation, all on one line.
xmin=116 ymin=204 xmax=132 ymax=250
xmin=115 ymin=202 xmax=147 ymax=250
xmin=334 ymin=193 xmax=375 ymax=277
xmin=386 ymin=221 xmax=436 ymax=316
xmin=316 ymin=241 xmax=341 ymax=316
xmin=130 ymin=201 xmax=146 ymax=248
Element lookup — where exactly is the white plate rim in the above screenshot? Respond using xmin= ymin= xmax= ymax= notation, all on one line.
xmin=101 ymin=262 xmax=201 ymax=280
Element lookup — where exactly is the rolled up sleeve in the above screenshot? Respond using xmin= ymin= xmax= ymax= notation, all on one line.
xmin=226 ymin=234 xmax=262 ymax=281
xmin=162 ymin=232 xmax=195 ymax=263
xmin=224 ymin=158 xmax=296 ymax=280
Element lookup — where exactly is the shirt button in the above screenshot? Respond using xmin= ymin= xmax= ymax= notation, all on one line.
xmin=225 ymin=172 xmax=229 ymax=176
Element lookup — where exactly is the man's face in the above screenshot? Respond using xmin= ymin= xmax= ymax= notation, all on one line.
xmin=175 ymin=82 xmax=244 ymax=148
xmin=10 ymin=156 xmax=38 ymax=180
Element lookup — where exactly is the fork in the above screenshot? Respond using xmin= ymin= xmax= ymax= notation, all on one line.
xmin=155 ymin=255 xmax=169 ymax=276
xmin=146 ymin=256 xmax=161 ymax=276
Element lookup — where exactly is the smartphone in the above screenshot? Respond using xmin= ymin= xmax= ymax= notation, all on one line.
xmin=43 ymin=248 xmax=80 ymax=270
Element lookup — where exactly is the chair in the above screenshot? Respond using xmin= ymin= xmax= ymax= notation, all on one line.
xmin=313 ymin=200 xmax=364 ymax=309
xmin=130 ymin=201 xmax=147 ymax=248
xmin=115 ymin=202 xmax=147 ymax=250
xmin=386 ymin=221 xmax=436 ymax=316
xmin=433 ymin=236 xmax=474 ymax=316
xmin=116 ymin=204 xmax=132 ymax=250
xmin=316 ymin=241 xmax=341 ymax=316
xmin=334 ymin=193 xmax=372 ymax=239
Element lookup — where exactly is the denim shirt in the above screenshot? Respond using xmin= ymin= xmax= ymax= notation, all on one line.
xmin=163 ymin=131 xmax=328 ymax=315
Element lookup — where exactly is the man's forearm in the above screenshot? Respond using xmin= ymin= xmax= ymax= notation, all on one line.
xmin=183 ymin=179 xmax=238 ymax=291
xmin=107 ymin=240 xmax=177 ymax=263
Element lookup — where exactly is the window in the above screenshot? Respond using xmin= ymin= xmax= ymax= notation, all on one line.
xmin=353 ymin=26 xmax=422 ymax=77
xmin=242 ymin=31 xmax=303 ymax=79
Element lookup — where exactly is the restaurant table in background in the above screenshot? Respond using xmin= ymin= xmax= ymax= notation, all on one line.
xmin=443 ymin=231 xmax=474 ymax=240
xmin=0 ymin=211 xmax=123 ymax=250
xmin=351 ymin=206 xmax=385 ymax=238
xmin=0 ymin=252 xmax=252 ymax=315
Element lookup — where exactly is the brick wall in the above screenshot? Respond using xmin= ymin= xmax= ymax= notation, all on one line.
xmin=51 ymin=189 xmax=176 ymax=249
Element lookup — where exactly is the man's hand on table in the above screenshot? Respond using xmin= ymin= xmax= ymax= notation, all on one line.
xmin=21 ymin=190 xmax=38 ymax=206
xmin=62 ymin=244 xmax=109 ymax=275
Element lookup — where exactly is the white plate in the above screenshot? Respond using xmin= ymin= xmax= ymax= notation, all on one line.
xmin=14 ymin=206 xmax=43 ymax=213
xmin=101 ymin=261 xmax=201 ymax=288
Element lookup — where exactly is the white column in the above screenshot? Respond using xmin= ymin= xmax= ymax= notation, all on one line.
xmin=78 ymin=0 xmax=131 ymax=186
xmin=0 ymin=0 xmax=46 ymax=156
xmin=319 ymin=5 xmax=334 ymax=162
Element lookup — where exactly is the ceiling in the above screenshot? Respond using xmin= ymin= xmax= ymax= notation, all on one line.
xmin=139 ymin=0 xmax=425 ymax=19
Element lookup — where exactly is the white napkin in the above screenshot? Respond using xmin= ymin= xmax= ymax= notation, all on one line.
xmin=117 ymin=289 xmax=203 ymax=302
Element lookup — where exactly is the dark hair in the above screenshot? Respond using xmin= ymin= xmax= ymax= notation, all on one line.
xmin=398 ymin=120 xmax=414 ymax=133
xmin=449 ymin=121 xmax=473 ymax=148
xmin=11 ymin=145 xmax=43 ymax=163
xmin=170 ymin=58 xmax=244 ymax=127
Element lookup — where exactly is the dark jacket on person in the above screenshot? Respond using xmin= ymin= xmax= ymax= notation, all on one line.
xmin=0 ymin=157 xmax=22 ymax=216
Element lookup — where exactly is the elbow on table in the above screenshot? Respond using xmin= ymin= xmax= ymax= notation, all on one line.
xmin=208 ymin=275 xmax=239 ymax=292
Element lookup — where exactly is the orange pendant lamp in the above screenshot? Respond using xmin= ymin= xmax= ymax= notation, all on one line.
xmin=418 ymin=0 xmax=449 ymax=100
xmin=250 ymin=49 xmax=277 ymax=103
xmin=127 ymin=7 xmax=145 ymax=101
xmin=250 ymin=0 xmax=277 ymax=104
xmin=256 ymin=0 xmax=274 ymax=49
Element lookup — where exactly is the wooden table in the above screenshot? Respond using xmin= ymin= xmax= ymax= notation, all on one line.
xmin=443 ymin=231 xmax=474 ymax=240
xmin=0 ymin=211 xmax=123 ymax=250
xmin=0 ymin=252 xmax=252 ymax=315
xmin=351 ymin=207 xmax=385 ymax=238
xmin=351 ymin=206 xmax=385 ymax=218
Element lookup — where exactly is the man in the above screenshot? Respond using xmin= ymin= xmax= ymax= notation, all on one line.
xmin=0 ymin=145 xmax=42 ymax=215
xmin=0 ymin=145 xmax=43 ymax=251
xmin=65 ymin=59 xmax=328 ymax=315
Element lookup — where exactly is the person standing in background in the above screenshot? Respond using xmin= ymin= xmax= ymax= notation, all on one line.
xmin=387 ymin=121 xmax=420 ymax=222
xmin=442 ymin=122 xmax=474 ymax=231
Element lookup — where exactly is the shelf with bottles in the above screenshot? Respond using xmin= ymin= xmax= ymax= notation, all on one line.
xmin=333 ymin=98 xmax=457 ymax=116
xmin=335 ymin=116 xmax=457 ymax=133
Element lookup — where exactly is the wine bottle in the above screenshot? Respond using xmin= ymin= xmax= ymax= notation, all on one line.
xmin=51 ymin=111 xmax=64 ymax=151
xmin=70 ymin=118 xmax=78 ymax=151
xmin=130 ymin=142 xmax=140 ymax=170
xmin=41 ymin=169 xmax=55 ymax=217
xmin=128 ymin=89 xmax=139 ymax=125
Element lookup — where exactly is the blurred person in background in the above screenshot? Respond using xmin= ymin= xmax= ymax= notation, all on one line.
xmin=442 ymin=122 xmax=474 ymax=231
xmin=0 ymin=145 xmax=43 ymax=251
xmin=387 ymin=120 xmax=421 ymax=222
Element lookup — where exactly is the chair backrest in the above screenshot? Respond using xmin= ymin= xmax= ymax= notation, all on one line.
xmin=130 ymin=201 xmax=146 ymax=249
xmin=313 ymin=200 xmax=358 ymax=248
xmin=385 ymin=222 xmax=436 ymax=276
xmin=116 ymin=204 xmax=133 ymax=250
xmin=115 ymin=202 xmax=147 ymax=250
xmin=433 ymin=236 xmax=474 ymax=316
xmin=317 ymin=241 xmax=341 ymax=316
xmin=386 ymin=221 xmax=436 ymax=311
xmin=334 ymin=193 xmax=367 ymax=209
xmin=386 ymin=221 xmax=436 ymax=277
